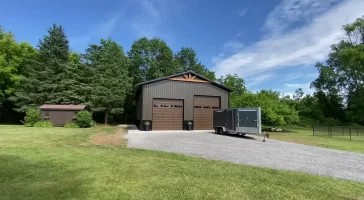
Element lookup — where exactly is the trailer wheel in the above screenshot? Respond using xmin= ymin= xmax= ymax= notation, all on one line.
xmin=218 ymin=128 xmax=224 ymax=135
xmin=214 ymin=128 xmax=219 ymax=134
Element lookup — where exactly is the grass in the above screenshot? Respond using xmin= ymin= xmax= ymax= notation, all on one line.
xmin=1 ymin=125 xmax=364 ymax=199
xmin=268 ymin=126 xmax=364 ymax=153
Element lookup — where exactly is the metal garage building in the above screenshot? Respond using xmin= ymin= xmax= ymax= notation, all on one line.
xmin=135 ymin=71 xmax=231 ymax=131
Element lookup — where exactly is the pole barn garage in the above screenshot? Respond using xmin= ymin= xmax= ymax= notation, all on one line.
xmin=135 ymin=71 xmax=231 ymax=131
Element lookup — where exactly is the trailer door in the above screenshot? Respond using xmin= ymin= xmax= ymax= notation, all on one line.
xmin=237 ymin=109 xmax=260 ymax=134
xmin=238 ymin=110 xmax=257 ymax=127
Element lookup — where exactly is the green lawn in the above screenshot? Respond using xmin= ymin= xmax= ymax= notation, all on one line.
xmin=269 ymin=126 xmax=364 ymax=153
xmin=1 ymin=125 xmax=364 ymax=200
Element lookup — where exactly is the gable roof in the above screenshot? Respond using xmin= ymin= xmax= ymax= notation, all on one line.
xmin=136 ymin=71 xmax=232 ymax=92
xmin=39 ymin=104 xmax=86 ymax=111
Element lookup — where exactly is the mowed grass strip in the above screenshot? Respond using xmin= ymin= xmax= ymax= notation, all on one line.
xmin=0 ymin=125 xmax=364 ymax=200
xmin=269 ymin=126 xmax=364 ymax=153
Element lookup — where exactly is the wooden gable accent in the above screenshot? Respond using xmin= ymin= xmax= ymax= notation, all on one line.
xmin=168 ymin=73 xmax=210 ymax=83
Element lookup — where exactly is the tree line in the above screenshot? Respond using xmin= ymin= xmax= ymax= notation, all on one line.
xmin=1 ymin=17 xmax=364 ymax=126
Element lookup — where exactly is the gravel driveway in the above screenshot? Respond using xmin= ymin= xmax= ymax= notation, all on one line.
xmin=128 ymin=131 xmax=364 ymax=182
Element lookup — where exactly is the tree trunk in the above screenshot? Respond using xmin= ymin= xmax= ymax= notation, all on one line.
xmin=104 ymin=111 xmax=109 ymax=125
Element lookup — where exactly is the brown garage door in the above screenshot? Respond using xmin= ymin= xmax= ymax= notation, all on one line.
xmin=194 ymin=96 xmax=220 ymax=130
xmin=152 ymin=99 xmax=183 ymax=130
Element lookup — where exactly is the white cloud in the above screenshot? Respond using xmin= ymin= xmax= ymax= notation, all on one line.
xmin=237 ymin=9 xmax=248 ymax=17
xmin=96 ymin=14 xmax=122 ymax=38
xmin=70 ymin=14 xmax=122 ymax=47
xmin=212 ymin=0 xmax=364 ymax=79
xmin=276 ymin=82 xmax=315 ymax=97
xmin=211 ymin=53 xmax=225 ymax=64
xmin=249 ymin=82 xmax=314 ymax=97
xmin=264 ymin=0 xmax=340 ymax=35
xmin=131 ymin=0 xmax=162 ymax=38
xmin=223 ymin=40 xmax=244 ymax=50
xmin=285 ymin=83 xmax=308 ymax=88
xmin=284 ymin=72 xmax=318 ymax=81
xmin=222 ymin=33 xmax=245 ymax=51
xmin=246 ymin=73 xmax=276 ymax=86
xmin=131 ymin=0 xmax=183 ymax=38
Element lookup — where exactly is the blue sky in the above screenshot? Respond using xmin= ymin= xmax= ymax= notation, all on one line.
xmin=1 ymin=0 xmax=364 ymax=96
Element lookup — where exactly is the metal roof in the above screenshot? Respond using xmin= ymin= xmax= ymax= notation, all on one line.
xmin=39 ymin=104 xmax=86 ymax=111
xmin=136 ymin=71 xmax=232 ymax=92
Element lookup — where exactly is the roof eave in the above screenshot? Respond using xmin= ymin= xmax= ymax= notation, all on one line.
xmin=136 ymin=71 xmax=232 ymax=92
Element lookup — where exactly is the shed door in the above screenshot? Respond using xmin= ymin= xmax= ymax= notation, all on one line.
xmin=152 ymin=99 xmax=183 ymax=130
xmin=48 ymin=111 xmax=75 ymax=126
xmin=194 ymin=96 xmax=220 ymax=130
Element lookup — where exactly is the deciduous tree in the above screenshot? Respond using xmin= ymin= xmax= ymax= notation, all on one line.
xmin=174 ymin=47 xmax=216 ymax=80
xmin=0 ymin=27 xmax=36 ymax=104
xmin=128 ymin=37 xmax=176 ymax=83
xmin=312 ymin=17 xmax=364 ymax=124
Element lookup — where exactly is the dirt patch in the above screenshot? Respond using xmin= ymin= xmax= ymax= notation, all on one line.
xmin=89 ymin=128 xmax=126 ymax=146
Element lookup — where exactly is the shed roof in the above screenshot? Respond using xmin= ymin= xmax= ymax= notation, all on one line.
xmin=136 ymin=71 xmax=232 ymax=92
xmin=39 ymin=104 xmax=86 ymax=111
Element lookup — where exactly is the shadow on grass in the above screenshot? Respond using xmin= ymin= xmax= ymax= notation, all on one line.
xmin=0 ymin=155 xmax=92 ymax=200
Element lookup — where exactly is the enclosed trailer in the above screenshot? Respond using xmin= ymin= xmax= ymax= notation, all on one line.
xmin=213 ymin=108 xmax=262 ymax=135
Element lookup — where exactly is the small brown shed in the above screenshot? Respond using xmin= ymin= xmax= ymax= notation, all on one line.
xmin=39 ymin=104 xmax=86 ymax=126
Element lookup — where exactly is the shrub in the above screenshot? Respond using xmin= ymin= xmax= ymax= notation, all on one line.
xmin=64 ymin=122 xmax=80 ymax=128
xmin=24 ymin=108 xmax=41 ymax=127
xmin=76 ymin=111 xmax=93 ymax=128
xmin=33 ymin=121 xmax=53 ymax=128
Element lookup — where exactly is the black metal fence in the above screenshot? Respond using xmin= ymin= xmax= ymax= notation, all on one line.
xmin=312 ymin=126 xmax=364 ymax=140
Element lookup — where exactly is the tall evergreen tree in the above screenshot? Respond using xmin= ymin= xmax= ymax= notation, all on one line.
xmin=11 ymin=24 xmax=70 ymax=111
xmin=38 ymin=24 xmax=70 ymax=104
xmin=85 ymin=38 xmax=131 ymax=124
xmin=60 ymin=62 xmax=93 ymax=105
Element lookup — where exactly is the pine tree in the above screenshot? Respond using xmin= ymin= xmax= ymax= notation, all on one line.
xmin=11 ymin=24 xmax=70 ymax=111
xmin=85 ymin=38 xmax=131 ymax=124
xmin=38 ymin=24 xmax=70 ymax=104
xmin=60 ymin=62 xmax=93 ymax=105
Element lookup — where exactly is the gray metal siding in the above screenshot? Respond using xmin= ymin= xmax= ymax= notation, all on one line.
xmin=142 ymin=80 xmax=229 ymax=120
xmin=136 ymin=91 xmax=143 ymax=120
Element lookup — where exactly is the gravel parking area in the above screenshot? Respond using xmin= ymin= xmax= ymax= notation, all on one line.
xmin=128 ymin=131 xmax=364 ymax=182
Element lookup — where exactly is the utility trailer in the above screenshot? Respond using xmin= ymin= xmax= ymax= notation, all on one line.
xmin=213 ymin=108 xmax=262 ymax=135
